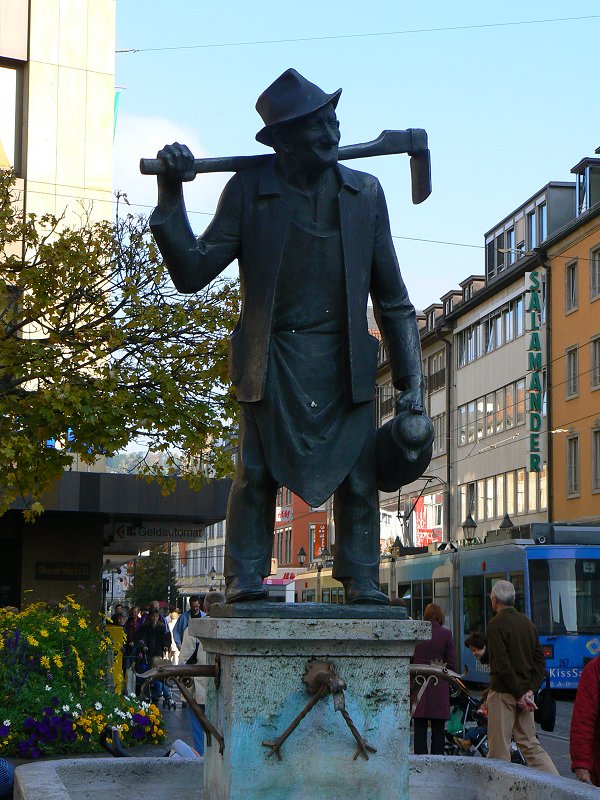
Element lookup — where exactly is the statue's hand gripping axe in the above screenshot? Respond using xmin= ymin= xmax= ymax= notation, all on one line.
xmin=140 ymin=128 xmax=431 ymax=204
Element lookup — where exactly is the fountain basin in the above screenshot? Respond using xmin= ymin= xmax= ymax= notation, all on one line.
xmin=14 ymin=756 xmax=599 ymax=800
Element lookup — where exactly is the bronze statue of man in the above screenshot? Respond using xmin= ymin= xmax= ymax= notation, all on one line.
xmin=150 ymin=68 xmax=425 ymax=605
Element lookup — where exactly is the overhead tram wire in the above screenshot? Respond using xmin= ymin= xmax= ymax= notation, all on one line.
xmin=115 ymin=14 xmax=600 ymax=54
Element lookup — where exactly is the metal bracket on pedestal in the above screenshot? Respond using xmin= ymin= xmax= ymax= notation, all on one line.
xmin=261 ymin=660 xmax=376 ymax=762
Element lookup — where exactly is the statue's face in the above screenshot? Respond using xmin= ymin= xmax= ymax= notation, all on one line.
xmin=283 ymin=104 xmax=340 ymax=172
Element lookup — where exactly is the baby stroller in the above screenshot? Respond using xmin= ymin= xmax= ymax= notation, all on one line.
xmin=444 ymin=676 xmax=526 ymax=765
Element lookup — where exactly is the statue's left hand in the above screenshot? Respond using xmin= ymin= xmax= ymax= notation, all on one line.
xmin=395 ymin=377 xmax=424 ymax=415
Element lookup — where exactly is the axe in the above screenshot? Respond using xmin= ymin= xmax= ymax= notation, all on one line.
xmin=140 ymin=128 xmax=431 ymax=204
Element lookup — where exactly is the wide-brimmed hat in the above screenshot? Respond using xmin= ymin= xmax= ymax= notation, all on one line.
xmin=255 ymin=68 xmax=342 ymax=147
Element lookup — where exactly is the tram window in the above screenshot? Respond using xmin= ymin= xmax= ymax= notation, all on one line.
xmin=322 ymin=589 xmax=330 ymax=603
xmin=509 ymin=572 xmax=525 ymax=612
xmin=397 ymin=583 xmax=411 ymax=609
xmin=423 ymin=580 xmax=433 ymax=612
xmin=412 ymin=581 xmax=423 ymax=619
xmin=463 ymin=575 xmax=485 ymax=633
xmin=434 ymin=578 xmax=450 ymax=626
xmin=530 ymin=559 xmax=600 ymax=635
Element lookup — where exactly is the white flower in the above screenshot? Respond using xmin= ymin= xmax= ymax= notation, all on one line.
xmin=2 ymin=720 xmax=10 ymax=727
xmin=62 ymin=705 xmax=70 ymax=712
xmin=72 ymin=712 xmax=79 ymax=719
xmin=45 ymin=685 xmax=52 ymax=691
xmin=75 ymin=703 xmax=82 ymax=710
xmin=94 ymin=702 xmax=102 ymax=711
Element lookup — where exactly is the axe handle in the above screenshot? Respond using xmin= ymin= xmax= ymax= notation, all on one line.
xmin=139 ymin=129 xmax=426 ymax=176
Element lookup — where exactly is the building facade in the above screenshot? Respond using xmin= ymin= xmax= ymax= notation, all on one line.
xmin=546 ymin=153 xmax=600 ymax=525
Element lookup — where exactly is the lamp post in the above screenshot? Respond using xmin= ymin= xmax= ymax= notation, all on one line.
xmin=297 ymin=546 xmax=307 ymax=568
xmin=499 ymin=512 xmax=514 ymax=530
xmin=461 ymin=513 xmax=477 ymax=543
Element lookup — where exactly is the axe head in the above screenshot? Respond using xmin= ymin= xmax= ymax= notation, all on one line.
xmin=410 ymin=149 xmax=431 ymax=205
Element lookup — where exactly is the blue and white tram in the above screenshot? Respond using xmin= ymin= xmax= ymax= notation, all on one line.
xmin=379 ymin=525 xmax=600 ymax=689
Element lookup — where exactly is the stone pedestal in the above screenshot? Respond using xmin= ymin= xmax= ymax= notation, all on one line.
xmin=189 ymin=607 xmax=429 ymax=800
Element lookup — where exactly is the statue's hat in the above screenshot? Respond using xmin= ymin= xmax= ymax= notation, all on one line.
xmin=375 ymin=408 xmax=434 ymax=493
xmin=255 ymin=68 xmax=342 ymax=146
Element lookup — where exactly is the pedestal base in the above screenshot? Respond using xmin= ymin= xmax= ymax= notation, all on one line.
xmin=189 ymin=609 xmax=429 ymax=800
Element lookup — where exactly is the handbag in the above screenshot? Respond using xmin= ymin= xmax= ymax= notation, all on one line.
xmin=534 ymin=673 xmax=556 ymax=732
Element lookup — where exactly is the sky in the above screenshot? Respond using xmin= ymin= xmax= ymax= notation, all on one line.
xmin=113 ymin=1 xmax=600 ymax=312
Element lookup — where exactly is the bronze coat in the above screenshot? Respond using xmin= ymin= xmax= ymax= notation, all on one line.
xmin=150 ymin=158 xmax=421 ymax=404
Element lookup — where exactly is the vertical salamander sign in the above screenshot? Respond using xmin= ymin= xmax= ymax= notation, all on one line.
xmin=527 ymin=270 xmax=542 ymax=472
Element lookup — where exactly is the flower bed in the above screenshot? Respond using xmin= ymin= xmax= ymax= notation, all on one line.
xmin=0 ymin=596 xmax=165 ymax=757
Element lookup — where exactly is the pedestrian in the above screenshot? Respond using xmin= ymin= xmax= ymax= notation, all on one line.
xmin=180 ymin=591 xmax=226 ymax=757
xmin=173 ymin=595 xmax=204 ymax=649
xmin=135 ymin=608 xmax=172 ymax=703
xmin=410 ymin=603 xmax=456 ymax=755
xmin=464 ymin=630 xmax=488 ymax=664
xmin=150 ymin=67 xmax=427 ymax=605
xmin=486 ymin=580 xmax=558 ymax=774
xmin=167 ymin=607 xmax=180 ymax=665
xmin=570 ymin=652 xmax=600 ymax=785
xmin=110 ymin=603 xmax=124 ymax=624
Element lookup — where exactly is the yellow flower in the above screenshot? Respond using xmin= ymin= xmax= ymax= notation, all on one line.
xmin=27 ymin=635 xmax=39 ymax=647
xmin=71 ymin=603 xmax=81 ymax=610
xmin=122 ymin=724 xmax=129 ymax=732
xmin=58 ymin=616 xmax=69 ymax=627
xmin=53 ymin=655 xmax=63 ymax=668
xmin=77 ymin=618 xmax=87 ymax=628
xmin=40 ymin=630 xmax=49 ymax=638
xmin=40 ymin=655 xmax=50 ymax=669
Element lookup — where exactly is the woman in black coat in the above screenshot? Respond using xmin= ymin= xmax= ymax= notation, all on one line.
xmin=411 ymin=603 xmax=456 ymax=755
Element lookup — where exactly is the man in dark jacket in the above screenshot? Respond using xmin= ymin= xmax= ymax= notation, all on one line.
xmin=150 ymin=69 xmax=424 ymax=605
xmin=486 ymin=580 xmax=558 ymax=773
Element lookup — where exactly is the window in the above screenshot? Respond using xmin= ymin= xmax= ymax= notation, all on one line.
xmin=566 ymin=347 xmax=579 ymax=398
xmin=486 ymin=477 xmax=494 ymax=520
xmin=516 ymin=469 xmax=526 ymax=513
xmin=476 ymin=397 xmax=485 ymax=441
xmin=496 ymin=474 xmax=505 ymax=518
xmin=567 ymin=435 xmax=580 ymax=496
xmin=515 ymin=298 xmax=525 ymax=339
xmin=591 ymin=336 xmax=600 ymax=389
xmin=496 ymin=233 xmax=505 ymax=273
xmin=429 ymin=350 xmax=445 ymax=392
xmin=505 ymin=383 xmax=515 ymax=430
xmin=539 ymin=463 xmax=548 ymax=510
xmin=528 ymin=470 xmax=537 ymax=512
xmin=463 ymin=575 xmax=485 ymax=633
xmin=506 ymin=228 xmax=516 ymax=264
xmin=0 ymin=64 xmax=21 ymax=172
xmin=477 ymin=480 xmax=485 ymax=520
xmin=591 ymin=247 xmax=600 ymax=300
xmin=432 ymin=414 xmax=445 ymax=455
xmin=565 ymin=261 xmax=578 ymax=312
xmin=457 ymin=405 xmax=467 ymax=446
xmin=485 ymin=393 xmax=495 ymax=436
xmin=539 ymin=203 xmax=547 ymax=242
xmin=467 ymin=401 xmax=476 ymax=443
xmin=506 ymin=471 xmax=515 ymax=516
xmin=593 ymin=429 xmax=600 ymax=493
xmin=495 ymin=387 xmax=505 ymax=434
xmin=527 ymin=210 xmax=537 ymax=250
xmin=516 ymin=379 xmax=525 ymax=426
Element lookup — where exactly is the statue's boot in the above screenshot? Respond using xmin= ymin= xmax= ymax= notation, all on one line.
xmin=343 ymin=577 xmax=390 ymax=605
xmin=225 ymin=574 xmax=268 ymax=603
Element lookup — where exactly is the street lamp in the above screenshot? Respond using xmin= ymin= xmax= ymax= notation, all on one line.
xmin=499 ymin=513 xmax=514 ymax=530
xmin=297 ymin=546 xmax=307 ymax=567
xmin=390 ymin=535 xmax=403 ymax=558
xmin=461 ymin=513 xmax=477 ymax=542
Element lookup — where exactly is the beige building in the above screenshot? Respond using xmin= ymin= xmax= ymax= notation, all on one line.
xmin=0 ymin=0 xmax=115 ymax=222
